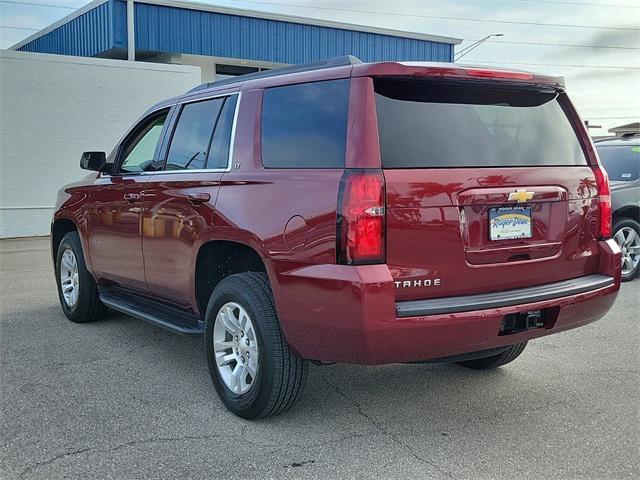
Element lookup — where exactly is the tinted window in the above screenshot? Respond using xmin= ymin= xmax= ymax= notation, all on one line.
xmin=597 ymin=145 xmax=640 ymax=182
xmin=375 ymin=79 xmax=587 ymax=168
xmin=261 ymin=79 xmax=350 ymax=168
xmin=166 ymin=98 xmax=224 ymax=170
xmin=207 ymin=95 xmax=237 ymax=169
xmin=120 ymin=112 xmax=167 ymax=174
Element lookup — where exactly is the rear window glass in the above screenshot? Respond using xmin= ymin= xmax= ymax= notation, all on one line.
xmin=374 ymin=79 xmax=588 ymax=168
xmin=261 ymin=79 xmax=350 ymax=168
xmin=596 ymin=145 xmax=639 ymax=182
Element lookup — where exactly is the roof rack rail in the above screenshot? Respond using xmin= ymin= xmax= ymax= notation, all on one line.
xmin=187 ymin=55 xmax=363 ymax=93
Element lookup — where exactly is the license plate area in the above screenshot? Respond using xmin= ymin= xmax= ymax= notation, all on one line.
xmin=489 ymin=206 xmax=532 ymax=241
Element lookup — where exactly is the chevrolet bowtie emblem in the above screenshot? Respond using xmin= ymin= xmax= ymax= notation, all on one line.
xmin=508 ymin=189 xmax=534 ymax=203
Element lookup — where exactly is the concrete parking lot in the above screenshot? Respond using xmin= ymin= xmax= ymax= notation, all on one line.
xmin=1 ymin=237 xmax=638 ymax=479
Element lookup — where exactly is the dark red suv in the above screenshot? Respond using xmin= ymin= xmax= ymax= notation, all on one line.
xmin=52 ymin=56 xmax=621 ymax=419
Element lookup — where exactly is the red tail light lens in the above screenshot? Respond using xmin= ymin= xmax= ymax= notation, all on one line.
xmin=592 ymin=165 xmax=612 ymax=239
xmin=337 ymin=170 xmax=386 ymax=264
xmin=465 ymin=68 xmax=534 ymax=81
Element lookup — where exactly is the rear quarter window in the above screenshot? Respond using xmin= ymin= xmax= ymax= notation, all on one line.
xmin=374 ymin=78 xmax=588 ymax=168
xmin=261 ymin=79 xmax=350 ymax=168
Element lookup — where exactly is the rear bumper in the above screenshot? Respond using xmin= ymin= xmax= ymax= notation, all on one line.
xmin=271 ymin=240 xmax=621 ymax=364
xmin=396 ymin=274 xmax=614 ymax=317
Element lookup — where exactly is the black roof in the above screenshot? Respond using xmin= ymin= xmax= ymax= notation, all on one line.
xmin=188 ymin=55 xmax=362 ymax=93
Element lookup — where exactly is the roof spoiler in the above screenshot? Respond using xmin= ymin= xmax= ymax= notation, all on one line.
xmin=188 ymin=55 xmax=363 ymax=93
xmin=352 ymin=62 xmax=565 ymax=89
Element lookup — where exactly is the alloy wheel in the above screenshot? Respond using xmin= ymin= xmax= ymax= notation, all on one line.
xmin=213 ymin=302 xmax=259 ymax=395
xmin=60 ymin=249 xmax=79 ymax=307
xmin=614 ymin=226 xmax=640 ymax=276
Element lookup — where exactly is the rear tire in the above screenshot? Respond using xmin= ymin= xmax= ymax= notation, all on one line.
xmin=456 ymin=342 xmax=528 ymax=370
xmin=204 ymin=272 xmax=308 ymax=419
xmin=55 ymin=231 xmax=107 ymax=323
xmin=613 ymin=217 xmax=640 ymax=282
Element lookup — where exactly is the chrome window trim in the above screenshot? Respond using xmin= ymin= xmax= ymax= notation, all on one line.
xmin=102 ymin=92 xmax=241 ymax=178
xmin=146 ymin=168 xmax=227 ymax=175
xmin=225 ymin=91 xmax=241 ymax=173
xmin=177 ymin=90 xmax=239 ymax=106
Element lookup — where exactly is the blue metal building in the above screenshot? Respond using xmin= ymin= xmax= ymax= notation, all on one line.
xmin=11 ymin=0 xmax=460 ymax=80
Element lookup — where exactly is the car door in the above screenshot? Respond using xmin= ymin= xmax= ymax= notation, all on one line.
xmin=87 ymin=108 xmax=171 ymax=292
xmin=142 ymin=93 xmax=239 ymax=310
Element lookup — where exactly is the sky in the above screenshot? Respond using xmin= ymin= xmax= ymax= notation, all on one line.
xmin=1 ymin=0 xmax=638 ymax=134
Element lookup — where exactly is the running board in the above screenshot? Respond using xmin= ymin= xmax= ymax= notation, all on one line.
xmin=99 ymin=290 xmax=204 ymax=336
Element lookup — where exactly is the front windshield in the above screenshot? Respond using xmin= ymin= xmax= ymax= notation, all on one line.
xmin=596 ymin=145 xmax=640 ymax=182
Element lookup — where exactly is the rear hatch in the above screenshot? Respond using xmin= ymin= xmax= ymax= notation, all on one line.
xmin=374 ymin=77 xmax=602 ymax=302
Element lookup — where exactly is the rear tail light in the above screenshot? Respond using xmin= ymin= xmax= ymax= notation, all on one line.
xmin=337 ymin=169 xmax=386 ymax=264
xmin=592 ymin=165 xmax=612 ymax=239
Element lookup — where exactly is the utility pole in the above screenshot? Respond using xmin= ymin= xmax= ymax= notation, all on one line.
xmin=127 ymin=0 xmax=135 ymax=61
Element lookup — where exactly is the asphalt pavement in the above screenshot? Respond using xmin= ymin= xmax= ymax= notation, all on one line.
xmin=1 ymin=237 xmax=638 ymax=479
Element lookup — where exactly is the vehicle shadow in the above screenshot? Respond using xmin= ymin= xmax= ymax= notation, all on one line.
xmin=4 ymin=303 xmax=569 ymax=451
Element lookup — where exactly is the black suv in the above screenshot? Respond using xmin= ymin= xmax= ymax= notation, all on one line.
xmin=596 ymin=135 xmax=640 ymax=281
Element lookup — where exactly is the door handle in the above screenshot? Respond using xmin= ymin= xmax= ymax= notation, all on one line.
xmin=187 ymin=192 xmax=211 ymax=205
xmin=123 ymin=193 xmax=142 ymax=203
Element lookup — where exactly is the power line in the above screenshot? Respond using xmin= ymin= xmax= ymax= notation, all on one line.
xmin=468 ymin=60 xmax=640 ymax=70
xmin=514 ymin=0 xmax=640 ymax=8
xmin=232 ymin=0 xmax=640 ymax=31
xmin=474 ymin=39 xmax=640 ymax=50
xmin=0 ymin=24 xmax=40 ymax=30
xmin=2 ymin=1 xmax=638 ymax=56
xmin=3 ymin=1 xmax=639 ymax=42
xmin=0 ymin=0 xmax=77 ymax=8
xmin=4 ymin=0 xmax=637 ymax=8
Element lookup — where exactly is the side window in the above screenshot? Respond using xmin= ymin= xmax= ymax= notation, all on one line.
xmin=261 ymin=79 xmax=350 ymax=168
xmin=207 ymin=95 xmax=238 ymax=169
xmin=119 ymin=111 xmax=168 ymax=174
xmin=165 ymin=97 xmax=224 ymax=171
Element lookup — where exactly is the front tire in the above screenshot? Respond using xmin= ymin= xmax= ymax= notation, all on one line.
xmin=55 ymin=231 xmax=107 ymax=323
xmin=456 ymin=342 xmax=528 ymax=370
xmin=613 ymin=217 xmax=640 ymax=282
xmin=204 ymin=272 xmax=308 ymax=419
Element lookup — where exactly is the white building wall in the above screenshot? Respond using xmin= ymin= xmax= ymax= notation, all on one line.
xmin=0 ymin=50 xmax=201 ymax=238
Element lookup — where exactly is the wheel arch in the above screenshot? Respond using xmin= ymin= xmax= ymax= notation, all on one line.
xmin=194 ymin=240 xmax=270 ymax=316
xmin=51 ymin=217 xmax=79 ymax=263
xmin=613 ymin=205 xmax=640 ymax=224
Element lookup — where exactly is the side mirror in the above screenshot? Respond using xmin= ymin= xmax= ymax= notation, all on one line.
xmin=80 ymin=151 xmax=108 ymax=172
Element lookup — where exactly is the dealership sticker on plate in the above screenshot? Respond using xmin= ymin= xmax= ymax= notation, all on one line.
xmin=489 ymin=206 xmax=532 ymax=241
